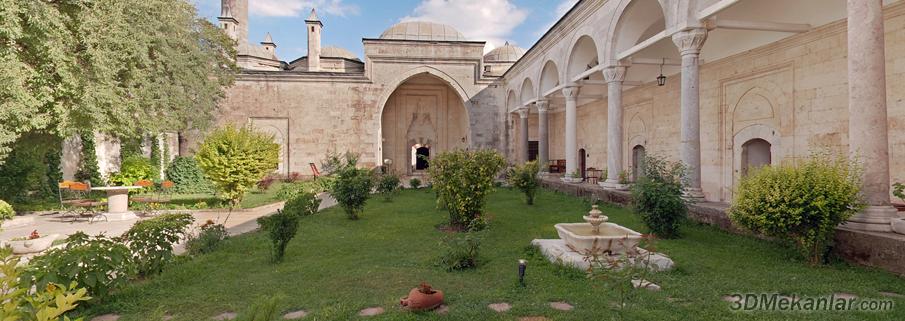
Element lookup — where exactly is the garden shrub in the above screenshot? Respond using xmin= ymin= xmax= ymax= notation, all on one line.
xmin=256 ymin=175 xmax=277 ymax=191
xmin=631 ymin=154 xmax=687 ymax=239
xmin=258 ymin=209 xmax=301 ymax=262
xmin=282 ymin=192 xmax=322 ymax=218
xmin=0 ymin=134 xmax=61 ymax=202
xmin=121 ymin=213 xmax=194 ymax=276
xmin=108 ymin=155 xmax=155 ymax=187
xmin=195 ymin=124 xmax=280 ymax=209
xmin=276 ymin=178 xmax=332 ymax=200
xmin=186 ymin=220 xmax=229 ymax=255
xmin=25 ymin=232 xmax=135 ymax=299
xmin=0 ymin=200 xmax=14 ymax=221
xmin=437 ymin=233 xmax=481 ymax=271
xmin=729 ymin=154 xmax=863 ymax=265
xmin=376 ymin=173 xmax=400 ymax=201
xmin=75 ymin=133 xmax=102 ymax=186
xmin=0 ymin=248 xmax=90 ymax=321
xmin=329 ymin=154 xmax=373 ymax=220
xmin=409 ymin=177 xmax=421 ymax=189
xmin=894 ymin=182 xmax=905 ymax=203
xmin=427 ymin=149 xmax=506 ymax=230
xmin=507 ymin=161 xmax=539 ymax=205
xmin=165 ymin=156 xmax=212 ymax=193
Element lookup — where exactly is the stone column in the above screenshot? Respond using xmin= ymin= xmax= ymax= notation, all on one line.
xmin=537 ymin=100 xmax=550 ymax=172
xmin=517 ymin=108 xmax=530 ymax=164
xmin=672 ymin=28 xmax=708 ymax=201
xmin=845 ymin=0 xmax=899 ymax=232
xmin=563 ymin=85 xmax=580 ymax=181
xmin=602 ymin=66 xmax=627 ymax=189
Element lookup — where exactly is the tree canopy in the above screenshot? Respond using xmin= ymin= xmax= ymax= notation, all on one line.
xmin=0 ymin=0 xmax=237 ymax=163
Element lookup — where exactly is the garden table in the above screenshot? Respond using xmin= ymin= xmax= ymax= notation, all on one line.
xmin=90 ymin=186 xmax=142 ymax=221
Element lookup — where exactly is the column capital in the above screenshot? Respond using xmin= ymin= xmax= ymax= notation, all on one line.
xmin=516 ymin=107 xmax=529 ymax=118
xmin=562 ymin=85 xmax=580 ymax=100
xmin=535 ymin=100 xmax=550 ymax=113
xmin=671 ymin=28 xmax=708 ymax=56
xmin=603 ymin=66 xmax=627 ymax=83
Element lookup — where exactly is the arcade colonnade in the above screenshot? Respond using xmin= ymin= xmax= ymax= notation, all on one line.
xmin=509 ymin=0 xmax=900 ymax=233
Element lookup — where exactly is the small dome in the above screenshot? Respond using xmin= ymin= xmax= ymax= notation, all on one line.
xmin=484 ymin=42 xmax=525 ymax=63
xmin=321 ymin=46 xmax=360 ymax=61
xmin=380 ymin=21 xmax=466 ymax=41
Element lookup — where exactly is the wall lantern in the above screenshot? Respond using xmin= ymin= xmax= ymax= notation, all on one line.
xmin=656 ymin=58 xmax=667 ymax=86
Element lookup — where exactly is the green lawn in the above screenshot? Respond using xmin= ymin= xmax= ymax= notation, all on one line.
xmin=88 ymin=188 xmax=905 ymax=320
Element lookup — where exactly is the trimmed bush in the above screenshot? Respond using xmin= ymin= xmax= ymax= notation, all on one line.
xmin=258 ymin=209 xmax=301 ymax=262
xmin=428 ymin=150 xmax=506 ymax=231
xmin=729 ymin=154 xmax=863 ymax=265
xmin=437 ymin=233 xmax=481 ymax=271
xmin=507 ymin=161 xmax=539 ymax=205
xmin=0 ymin=200 xmax=13 ymax=221
xmin=376 ymin=173 xmax=401 ymax=201
xmin=186 ymin=220 xmax=229 ymax=255
xmin=282 ymin=192 xmax=322 ymax=218
xmin=0 ymin=249 xmax=89 ymax=320
xmin=631 ymin=154 xmax=687 ymax=239
xmin=25 ymin=232 xmax=135 ymax=299
xmin=165 ymin=156 xmax=212 ymax=193
xmin=109 ymin=155 xmax=155 ymax=187
xmin=409 ymin=177 xmax=422 ymax=189
xmin=331 ymin=165 xmax=373 ymax=220
xmin=121 ymin=213 xmax=194 ymax=276
xmin=195 ymin=124 xmax=280 ymax=209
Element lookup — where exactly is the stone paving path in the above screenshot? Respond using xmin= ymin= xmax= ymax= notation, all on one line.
xmin=1 ymin=194 xmax=337 ymax=246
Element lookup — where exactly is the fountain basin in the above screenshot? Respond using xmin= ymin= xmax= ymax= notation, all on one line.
xmin=555 ymin=223 xmax=643 ymax=255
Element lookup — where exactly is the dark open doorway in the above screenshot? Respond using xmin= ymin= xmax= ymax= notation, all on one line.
xmin=415 ymin=146 xmax=430 ymax=170
xmin=578 ymin=148 xmax=587 ymax=179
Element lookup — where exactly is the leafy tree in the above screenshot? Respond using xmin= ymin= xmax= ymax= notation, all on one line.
xmin=195 ymin=125 xmax=279 ymax=211
xmin=507 ymin=161 xmax=540 ymax=205
xmin=631 ymin=154 xmax=687 ymax=239
xmin=45 ymin=146 xmax=62 ymax=197
xmin=428 ymin=150 xmax=506 ymax=230
xmin=0 ymin=0 xmax=237 ymax=165
xmin=729 ymin=153 xmax=863 ymax=265
xmin=74 ymin=133 xmax=102 ymax=186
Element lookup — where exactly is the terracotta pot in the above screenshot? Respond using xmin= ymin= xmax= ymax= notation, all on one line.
xmin=400 ymin=287 xmax=444 ymax=311
xmin=8 ymin=234 xmax=59 ymax=254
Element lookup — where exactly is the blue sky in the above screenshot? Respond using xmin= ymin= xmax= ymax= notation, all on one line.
xmin=194 ymin=0 xmax=578 ymax=60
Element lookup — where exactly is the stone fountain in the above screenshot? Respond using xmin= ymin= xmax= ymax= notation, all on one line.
xmin=531 ymin=205 xmax=674 ymax=272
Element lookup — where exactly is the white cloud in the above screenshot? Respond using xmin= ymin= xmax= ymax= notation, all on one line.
xmin=250 ymin=0 xmax=359 ymax=17
xmin=402 ymin=0 xmax=528 ymax=53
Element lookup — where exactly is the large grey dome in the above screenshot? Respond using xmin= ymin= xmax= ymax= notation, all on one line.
xmin=484 ymin=42 xmax=526 ymax=62
xmin=380 ymin=21 xmax=466 ymax=41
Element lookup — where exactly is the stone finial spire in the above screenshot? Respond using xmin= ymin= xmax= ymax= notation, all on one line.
xmin=261 ymin=33 xmax=277 ymax=55
xmin=307 ymin=8 xmax=321 ymax=22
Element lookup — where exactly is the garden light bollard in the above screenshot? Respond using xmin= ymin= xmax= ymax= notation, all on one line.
xmin=518 ymin=259 xmax=527 ymax=287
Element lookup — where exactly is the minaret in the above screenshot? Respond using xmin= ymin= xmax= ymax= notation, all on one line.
xmin=220 ymin=0 xmax=249 ymax=44
xmin=217 ymin=3 xmax=238 ymax=41
xmin=305 ymin=9 xmax=323 ymax=72
xmin=261 ymin=33 xmax=277 ymax=56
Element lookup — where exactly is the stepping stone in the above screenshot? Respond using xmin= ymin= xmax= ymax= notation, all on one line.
xmin=519 ymin=317 xmax=551 ymax=321
xmin=548 ymin=301 xmax=574 ymax=311
xmin=488 ymin=302 xmax=511 ymax=313
xmin=880 ymin=291 xmax=904 ymax=298
xmin=283 ymin=310 xmax=308 ymax=319
xmin=213 ymin=312 xmax=237 ymax=320
xmin=358 ymin=307 xmax=384 ymax=317
xmin=834 ymin=293 xmax=858 ymax=300
xmin=434 ymin=305 xmax=449 ymax=315
xmin=162 ymin=316 xmax=174 ymax=321
xmin=722 ymin=295 xmax=744 ymax=305
xmin=631 ymin=279 xmax=660 ymax=291
xmin=91 ymin=315 xmax=120 ymax=321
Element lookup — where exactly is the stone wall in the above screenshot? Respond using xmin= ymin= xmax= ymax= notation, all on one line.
xmin=537 ymin=5 xmax=905 ymax=203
